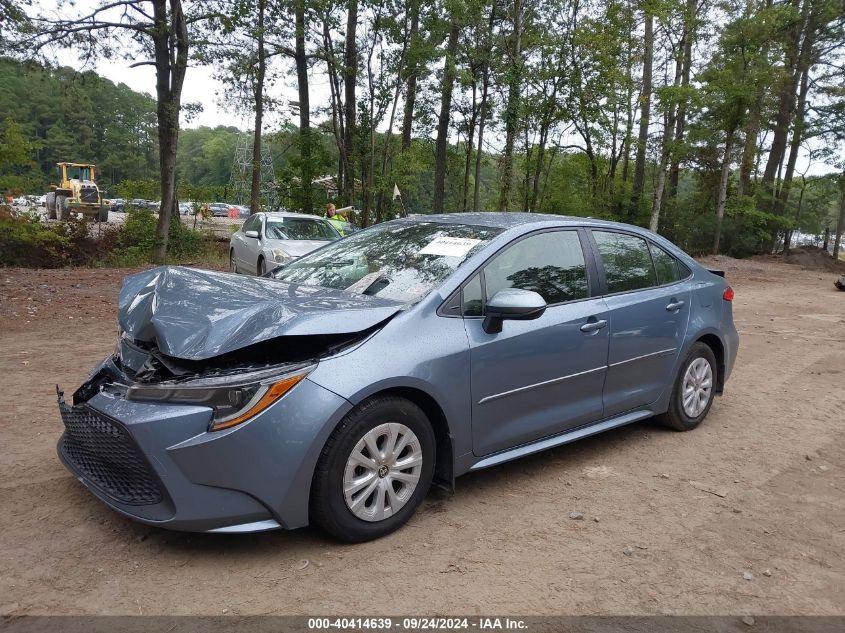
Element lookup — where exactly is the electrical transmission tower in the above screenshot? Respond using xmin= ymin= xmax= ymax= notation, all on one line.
xmin=229 ymin=131 xmax=277 ymax=209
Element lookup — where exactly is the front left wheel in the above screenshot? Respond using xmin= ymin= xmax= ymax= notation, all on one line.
xmin=310 ymin=396 xmax=435 ymax=542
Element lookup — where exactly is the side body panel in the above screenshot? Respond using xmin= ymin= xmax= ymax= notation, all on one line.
xmin=465 ymin=298 xmax=609 ymax=456
xmin=307 ymin=295 xmax=475 ymax=465
xmin=601 ymin=284 xmax=692 ymax=416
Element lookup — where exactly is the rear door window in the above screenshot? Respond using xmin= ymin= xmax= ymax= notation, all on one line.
xmin=483 ymin=230 xmax=589 ymax=305
xmin=592 ymin=231 xmax=657 ymax=293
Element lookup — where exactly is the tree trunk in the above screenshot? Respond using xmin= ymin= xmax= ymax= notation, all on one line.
xmin=295 ymin=0 xmax=312 ymax=215
xmin=322 ymin=15 xmax=345 ymax=193
xmin=530 ymin=120 xmax=551 ymax=212
xmin=738 ymin=99 xmax=762 ymax=197
xmin=834 ymin=177 xmax=845 ymax=260
xmin=462 ymin=80 xmax=478 ymax=212
xmin=249 ymin=0 xmax=266 ymax=214
xmin=629 ymin=9 xmax=653 ymax=220
xmin=667 ymin=0 xmax=696 ymax=200
xmin=376 ymin=16 xmax=410 ymax=223
xmin=760 ymin=0 xmax=808 ymax=204
xmin=472 ymin=4 xmax=495 ymax=212
xmin=432 ymin=18 xmax=460 ymax=214
xmin=713 ymin=127 xmax=736 ymax=255
xmin=650 ymin=35 xmax=684 ymax=233
xmin=783 ymin=174 xmax=806 ymax=254
xmin=737 ymin=0 xmax=773 ymax=196
xmin=152 ymin=0 xmax=188 ymax=263
xmin=400 ymin=0 xmax=420 ymax=151
xmin=774 ymin=42 xmax=812 ymax=219
xmin=343 ymin=0 xmax=358 ymax=207
xmin=498 ymin=0 xmax=523 ymax=212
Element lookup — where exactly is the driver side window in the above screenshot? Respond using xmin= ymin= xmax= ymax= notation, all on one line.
xmin=481 ymin=230 xmax=589 ymax=306
xmin=243 ymin=214 xmax=261 ymax=234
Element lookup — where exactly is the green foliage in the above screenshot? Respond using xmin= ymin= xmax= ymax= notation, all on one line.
xmin=0 ymin=57 xmax=158 ymax=190
xmin=0 ymin=214 xmax=116 ymax=267
xmin=105 ymin=208 xmax=216 ymax=266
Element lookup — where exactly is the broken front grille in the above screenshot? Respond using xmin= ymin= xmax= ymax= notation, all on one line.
xmin=58 ymin=400 xmax=164 ymax=505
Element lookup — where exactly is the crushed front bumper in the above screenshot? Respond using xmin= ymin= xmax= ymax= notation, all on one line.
xmin=55 ymin=362 xmax=352 ymax=533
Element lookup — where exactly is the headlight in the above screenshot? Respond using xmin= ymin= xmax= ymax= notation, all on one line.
xmin=271 ymin=248 xmax=290 ymax=262
xmin=125 ymin=364 xmax=314 ymax=431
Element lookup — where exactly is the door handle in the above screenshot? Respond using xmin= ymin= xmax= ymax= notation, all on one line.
xmin=666 ymin=300 xmax=685 ymax=311
xmin=580 ymin=319 xmax=608 ymax=333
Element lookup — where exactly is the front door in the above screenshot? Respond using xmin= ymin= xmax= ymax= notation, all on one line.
xmin=465 ymin=230 xmax=610 ymax=457
xmin=590 ymin=230 xmax=691 ymax=417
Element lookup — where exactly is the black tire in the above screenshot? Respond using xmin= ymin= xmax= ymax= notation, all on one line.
xmin=257 ymin=256 xmax=266 ymax=276
xmin=310 ymin=396 xmax=436 ymax=542
xmin=97 ymin=205 xmax=109 ymax=223
xmin=230 ymin=250 xmax=239 ymax=274
xmin=657 ymin=342 xmax=718 ymax=431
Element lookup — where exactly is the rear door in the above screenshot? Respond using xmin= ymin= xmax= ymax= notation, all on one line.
xmin=464 ymin=229 xmax=610 ymax=456
xmin=589 ymin=230 xmax=691 ymax=417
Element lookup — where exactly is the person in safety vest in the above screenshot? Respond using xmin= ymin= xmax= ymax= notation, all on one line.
xmin=326 ymin=203 xmax=349 ymax=236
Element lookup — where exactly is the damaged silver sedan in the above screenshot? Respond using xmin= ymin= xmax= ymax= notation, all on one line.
xmin=57 ymin=213 xmax=737 ymax=542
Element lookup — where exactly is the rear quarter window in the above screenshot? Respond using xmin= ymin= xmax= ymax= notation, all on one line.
xmin=649 ymin=243 xmax=684 ymax=285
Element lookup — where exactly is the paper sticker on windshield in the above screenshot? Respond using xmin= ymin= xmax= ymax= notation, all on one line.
xmin=419 ymin=237 xmax=481 ymax=258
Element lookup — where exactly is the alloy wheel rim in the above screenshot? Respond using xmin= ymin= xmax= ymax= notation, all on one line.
xmin=343 ymin=422 xmax=423 ymax=522
xmin=681 ymin=357 xmax=713 ymax=418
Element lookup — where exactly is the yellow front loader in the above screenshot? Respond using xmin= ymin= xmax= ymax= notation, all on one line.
xmin=45 ymin=162 xmax=109 ymax=222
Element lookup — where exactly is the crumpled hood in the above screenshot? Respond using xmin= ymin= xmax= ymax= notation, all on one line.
xmin=118 ymin=266 xmax=403 ymax=361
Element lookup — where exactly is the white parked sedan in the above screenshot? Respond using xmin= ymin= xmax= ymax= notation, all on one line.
xmin=229 ymin=212 xmax=341 ymax=276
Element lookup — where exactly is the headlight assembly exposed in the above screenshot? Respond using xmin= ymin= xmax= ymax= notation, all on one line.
xmin=125 ymin=364 xmax=314 ymax=431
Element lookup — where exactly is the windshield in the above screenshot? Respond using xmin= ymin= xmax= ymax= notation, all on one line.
xmin=272 ymin=221 xmax=502 ymax=303
xmin=265 ymin=217 xmax=339 ymax=241
xmin=65 ymin=166 xmax=92 ymax=181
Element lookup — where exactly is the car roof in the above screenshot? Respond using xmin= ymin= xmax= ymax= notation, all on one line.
xmin=398 ymin=211 xmax=648 ymax=232
xmin=262 ymin=212 xmax=328 ymax=221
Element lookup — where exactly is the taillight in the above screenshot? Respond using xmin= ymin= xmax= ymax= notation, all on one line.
xmin=722 ymin=286 xmax=734 ymax=302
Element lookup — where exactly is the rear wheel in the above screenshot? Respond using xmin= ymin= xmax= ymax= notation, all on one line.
xmin=257 ymin=256 xmax=266 ymax=276
xmin=96 ymin=204 xmax=109 ymax=223
xmin=310 ymin=396 xmax=435 ymax=542
xmin=230 ymin=250 xmax=239 ymax=274
xmin=658 ymin=342 xmax=717 ymax=431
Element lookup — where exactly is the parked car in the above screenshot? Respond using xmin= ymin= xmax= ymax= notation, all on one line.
xmin=229 ymin=211 xmax=341 ymax=275
xmin=178 ymin=202 xmax=194 ymax=216
xmin=207 ymin=202 xmax=232 ymax=217
xmin=109 ymin=198 xmax=126 ymax=213
xmin=55 ymin=213 xmax=738 ymax=542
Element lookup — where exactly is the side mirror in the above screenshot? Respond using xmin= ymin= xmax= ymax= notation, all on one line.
xmin=244 ymin=229 xmax=259 ymax=239
xmin=482 ymin=289 xmax=546 ymax=334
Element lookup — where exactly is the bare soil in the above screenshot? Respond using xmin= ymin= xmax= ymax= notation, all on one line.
xmin=1 ymin=258 xmax=843 ymax=615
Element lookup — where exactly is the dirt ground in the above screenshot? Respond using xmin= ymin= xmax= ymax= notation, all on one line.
xmin=0 ymin=256 xmax=843 ymax=616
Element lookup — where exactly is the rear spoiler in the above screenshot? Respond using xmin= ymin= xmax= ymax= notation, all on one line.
xmin=707 ymin=268 xmax=726 ymax=278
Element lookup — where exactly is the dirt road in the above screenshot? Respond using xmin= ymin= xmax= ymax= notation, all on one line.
xmin=1 ymin=257 xmax=843 ymax=615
